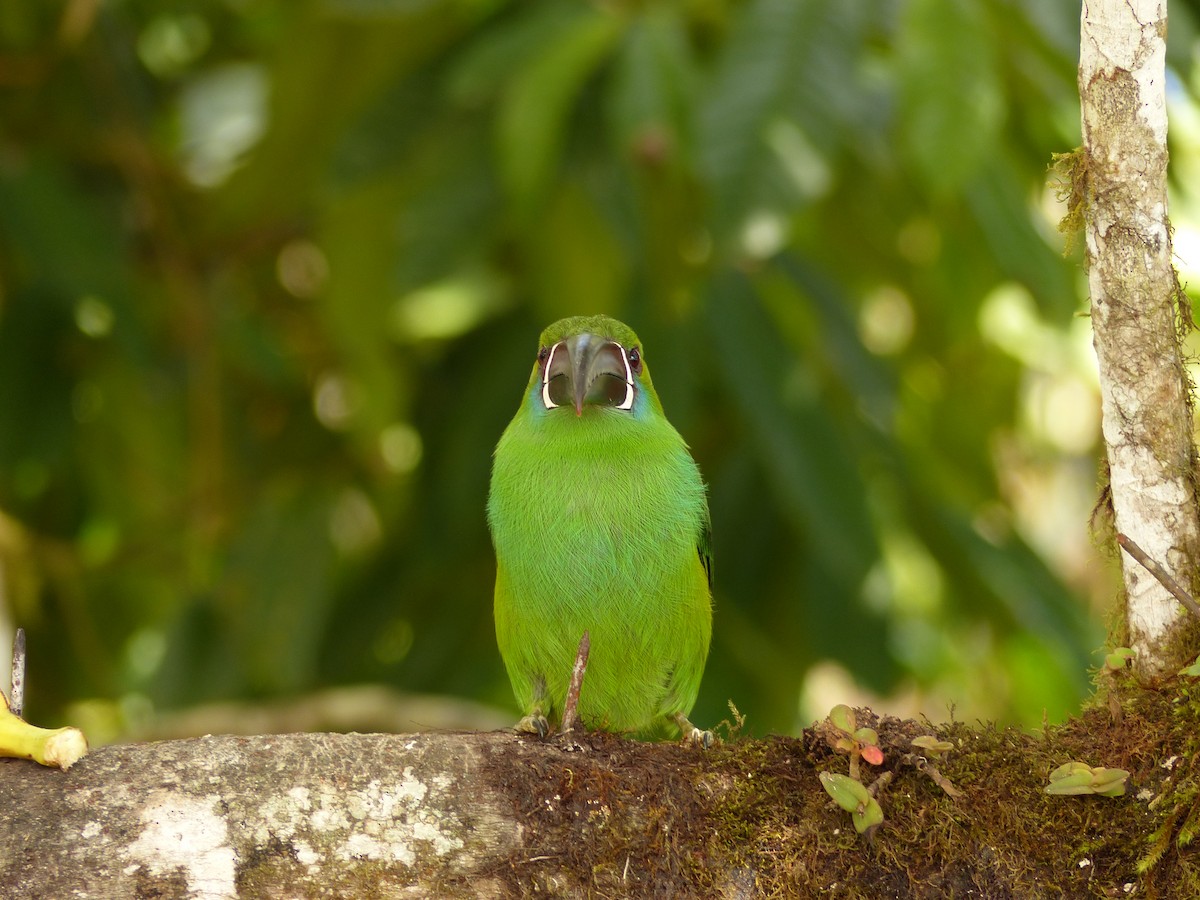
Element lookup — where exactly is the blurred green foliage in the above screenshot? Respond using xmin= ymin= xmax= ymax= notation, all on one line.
xmin=6 ymin=0 xmax=1182 ymax=737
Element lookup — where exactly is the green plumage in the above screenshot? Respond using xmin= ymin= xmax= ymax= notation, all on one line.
xmin=487 ymin=315 xmax=712 ymax=738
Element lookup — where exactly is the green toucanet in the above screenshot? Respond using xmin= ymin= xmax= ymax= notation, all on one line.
xmin=487 ymin=315 xmax=712 ymax=742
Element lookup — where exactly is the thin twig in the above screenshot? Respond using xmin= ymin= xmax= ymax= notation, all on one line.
xmin=866 ymin=770 xmax=893 ymax=799
xmin=560 ymin=630 xmax=590 ymax=733
xmin=1116 ymin=533 xmax=1200 ymax=621
xmin=10 ymin=627 xmax=25 ymax=719
xmin=915 ymin=756 xmax=964 ymax=799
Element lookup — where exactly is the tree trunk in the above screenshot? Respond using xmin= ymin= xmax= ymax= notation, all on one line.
xmin=0 ymin=699 xmax=1195 ymax=898
xmin=1080 ymin=0 xmax=1200 ymax=676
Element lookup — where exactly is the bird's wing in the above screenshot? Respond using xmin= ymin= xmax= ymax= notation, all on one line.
xmin=697 ymin=502 xmax=713 ymax=592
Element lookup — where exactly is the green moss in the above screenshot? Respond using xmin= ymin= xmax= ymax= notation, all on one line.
xmin=1050 ymin=148 xmax=1088 ymax=255
xmin=481 ymin=684 xmax=1200 ymax=897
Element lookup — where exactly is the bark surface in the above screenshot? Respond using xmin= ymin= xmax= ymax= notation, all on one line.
xmin=1080 ymin=0 xmax=1200 ymax=675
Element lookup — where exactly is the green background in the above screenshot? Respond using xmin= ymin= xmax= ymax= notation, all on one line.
xmin=6 ymin=0 xmax=1193 ymax=740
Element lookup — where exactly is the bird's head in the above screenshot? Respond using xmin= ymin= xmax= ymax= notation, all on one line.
xmin=524 ymin=315 xmax=661 ymax=419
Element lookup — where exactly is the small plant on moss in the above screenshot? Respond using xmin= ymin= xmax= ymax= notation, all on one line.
xmin=817 ymin=705 xmax=887 ymax=842
xmin=819 ymin=771 xmax=884 ymax=840
xmin=906 ymin=734 xmax=963 ymax=798
xmin=1105 ymin=647 xmax=1137 ymax=672
xmin=910 ymin=735 xmax=954 ymax=755
xmin=822 ymin=704 xmax=884 ymax=781
xmin=713 ymin=699 xmax=747 ymax=742
xmin=1045 ymin=761 xmax=1129 ymax=797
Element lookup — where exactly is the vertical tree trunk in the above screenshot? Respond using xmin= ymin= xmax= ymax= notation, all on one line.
xmin=1080 ymin=0 xmax=1200 ymax=676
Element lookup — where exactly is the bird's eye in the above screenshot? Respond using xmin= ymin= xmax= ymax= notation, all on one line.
xmin=628 ymin=347 xmax=642 ymax=375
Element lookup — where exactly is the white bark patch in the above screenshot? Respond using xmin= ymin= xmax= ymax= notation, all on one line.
xmin=253 ymin=766 xmax=464 ymax=869
xmin=122 ymin=792 xmax=237 ymax=900
xmin=331 ymin=770 xmax=464 ymax=864
xmin=1080 ymin=0 xmax=1167 ymax=143
xmin=293 ymin=839 xmax=321 ymax=867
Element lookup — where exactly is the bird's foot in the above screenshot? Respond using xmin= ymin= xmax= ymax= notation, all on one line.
xmin=673 ymin=712 xmax=715 ymax=749
xmin=515 ymin=711 xmax=550 ymax=737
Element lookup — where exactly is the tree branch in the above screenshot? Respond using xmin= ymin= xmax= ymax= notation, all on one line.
xmin=1117 ymin=533 xmax=1200 ymax=622
xmin=0 ymin=698 xmax=1191 ymax=897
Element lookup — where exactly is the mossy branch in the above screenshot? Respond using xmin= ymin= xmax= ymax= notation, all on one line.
xmin=2 ymin=691 xmax=1199 ymax=897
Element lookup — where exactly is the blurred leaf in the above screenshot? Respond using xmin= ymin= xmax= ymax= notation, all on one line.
xmin=319 ymin=109 xmax=503 ymax=443
xmin=923 ymin=503 xmax=1098 ymax=709
xmin=704 ymin=273 xmax=879 ymax=591
xmin=772 ymin=254 xmax=898 ymax=429
xmin=496 ymin=6 xmax=624 ymax=213
xmin=446 ymin=2 xmax=582 ymax=106
xmin=527 ymin=181 xmax=630 ymax=321
xmin=607 ymin=6 xmax=697 ymax=164
xmin=947 ymin=512 xmax=1094 ymax=654
xmin=0 ymin=287 xmax=77 ymax=476
xmin=215 ymin=2 xmax=470 ymax=229
xmin=220 ymin=483 xmax=339 ymax=694
xmin=698 ymin=0 xmax=822 ymax=242
xmin=897 ymin=0 xmax=1004 ymax=193
xmin=0 ymin=160 xmax=132 ymax=307
xmin=966 ymin=156 xmax=1076 ymax=320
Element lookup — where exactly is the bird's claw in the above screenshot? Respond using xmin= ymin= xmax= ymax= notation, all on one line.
xmin=673 ymin=712 xmax=715 ymax=749
xmin=515 ymin=712 xmax=550 ymax=737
